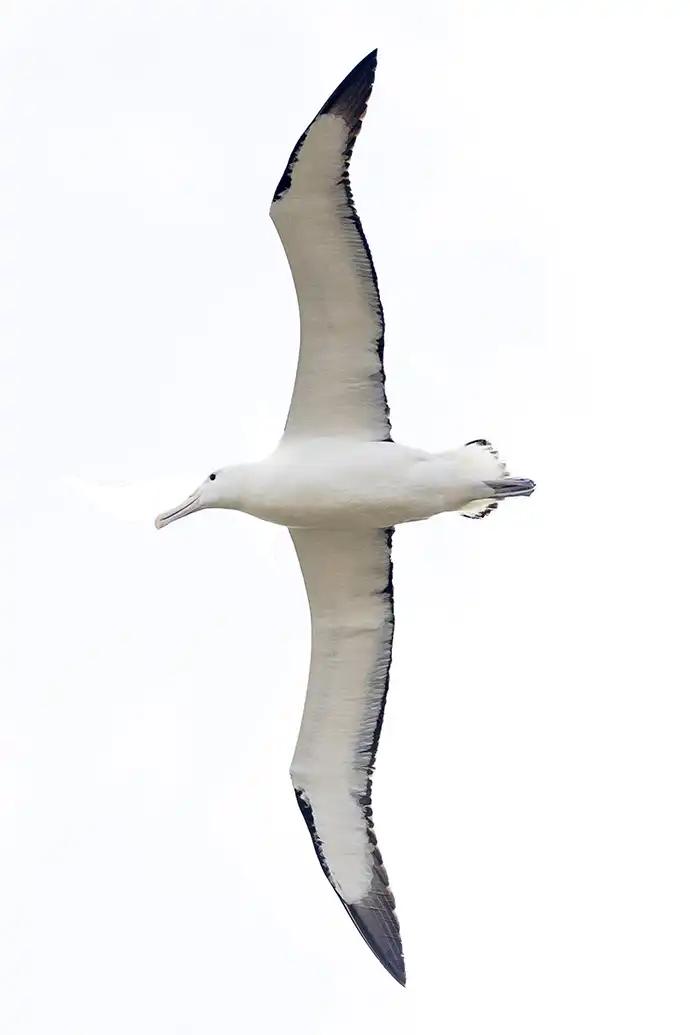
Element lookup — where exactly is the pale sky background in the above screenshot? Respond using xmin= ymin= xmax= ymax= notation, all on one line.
xmin=1 ymin=1 xmax=689 ymax=1032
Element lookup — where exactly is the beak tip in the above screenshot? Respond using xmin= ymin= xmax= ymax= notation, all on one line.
xmin=154 ymin=493 xmax=201 ymax=530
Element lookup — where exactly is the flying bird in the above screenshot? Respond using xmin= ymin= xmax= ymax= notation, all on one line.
xmin=156 ymin=50 xmax=535 ymax=986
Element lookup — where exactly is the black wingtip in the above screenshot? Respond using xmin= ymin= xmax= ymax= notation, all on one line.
xmin=342 ymin=893 xmax=407 ymax=987
xmin=317 ymin=49 xmax=379 ymax=126
xmin=339 ymin=831 xmax=406 ymax=987
xmin=294 ymin=788 xmax=406 ymax=986
xmin=271 ymin=50 xmax=380 ymax=204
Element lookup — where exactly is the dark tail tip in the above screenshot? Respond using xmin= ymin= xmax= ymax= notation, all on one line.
xmin=484 ymin=477 xmax=536 ymax=499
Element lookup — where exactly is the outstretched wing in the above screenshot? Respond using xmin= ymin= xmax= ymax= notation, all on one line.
xmin=270 ymin=50 xmax=391 ymax=442
xmin=289 ymin=527 xmax=404 ymax=985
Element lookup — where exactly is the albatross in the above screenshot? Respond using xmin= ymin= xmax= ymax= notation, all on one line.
xmin=155 ymin=50 xmax=535 ymax=986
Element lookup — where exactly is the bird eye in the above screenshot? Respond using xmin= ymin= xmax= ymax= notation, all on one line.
xmin=209 ymin=473 xmax=216 ymax=481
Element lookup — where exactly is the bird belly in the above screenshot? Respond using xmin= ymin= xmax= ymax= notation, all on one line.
xmin=238 ymin=453 xmax=478 ymax=529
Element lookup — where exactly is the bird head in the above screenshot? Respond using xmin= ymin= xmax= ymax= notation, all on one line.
xmin=155 ymin=467 xmax=240 ymax=529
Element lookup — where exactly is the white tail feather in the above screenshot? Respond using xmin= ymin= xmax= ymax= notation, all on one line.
xmin=443 ymin=440 xmax=509 ymax=519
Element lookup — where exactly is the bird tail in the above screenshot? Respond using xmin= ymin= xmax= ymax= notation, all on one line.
xmin=441 ymin=439 xmax=509 ymax=519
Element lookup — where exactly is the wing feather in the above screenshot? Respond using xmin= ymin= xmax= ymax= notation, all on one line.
xmin=270 ymin=51 xmax=391 ymax=441
xmin=289 ymin=527 xmax=404 ymax=985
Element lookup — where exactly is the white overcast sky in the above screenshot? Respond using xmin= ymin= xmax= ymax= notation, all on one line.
xmin=1 ymin=1 xmax=689 ymax=1032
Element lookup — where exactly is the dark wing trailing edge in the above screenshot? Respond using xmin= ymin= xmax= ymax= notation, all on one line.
xmin=288 ymin=528 xmax=404 ymax=985
xmin=270 ymin=51 xmax=391 ymax=442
